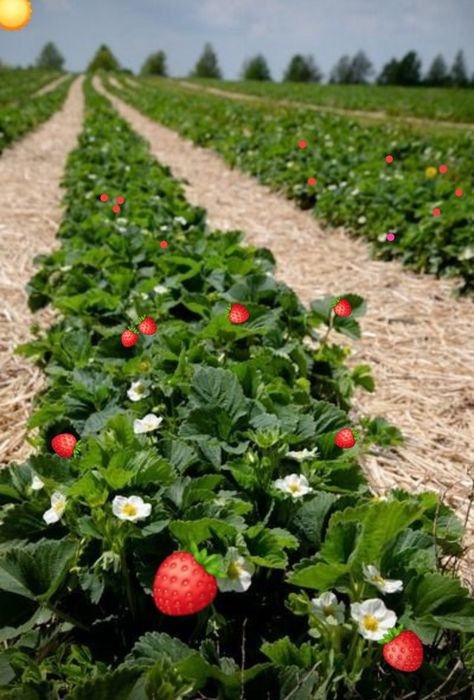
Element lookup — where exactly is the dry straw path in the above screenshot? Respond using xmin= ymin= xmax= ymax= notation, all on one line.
xmin=178 ymin=80 xmax=474 ymax=132
xmin=0 ymin=77 xmax=84 ymax=465
xmin=96 ymin=79 xmax=474 ymax=584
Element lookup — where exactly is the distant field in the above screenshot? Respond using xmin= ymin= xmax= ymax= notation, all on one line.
xmin=187 ymin=79 xmax=474 ymax=124
xmin=0 ymin=69 xmax=60 ymax=106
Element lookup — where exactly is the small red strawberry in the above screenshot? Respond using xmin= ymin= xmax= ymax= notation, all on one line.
xmin=333 ymin=297 xmax=352 ymax=317
xmin=121 ymin=328 xmax=139 ymax=347
xmin=334 ymin=428 xmax=357 ymax=449
xmin=227 ymin=303 xmax=249 ymax=325
xmin=381 ymin=627 xmax=423 ymax=673
xmin=51 ymin=433 xmax=79 ymax=458
xmin=153 ymin=545 xmax=223 ymax=616
xmin=137 ymin=316 xmax=157 ymax=335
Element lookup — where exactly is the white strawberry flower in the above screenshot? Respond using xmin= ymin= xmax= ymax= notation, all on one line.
xmin=217 ymin=547 xmax=255 ymax=593
xmin=153 ymin=284 xmax=169 ymax=294
xmin=362 ymin=564 xmax=403 ymax=593
xmin=127 ymin=381 xmax=150 ymax=402
xmin=43 ymin=492 xmax=67 ymax=524
xmin=273 ymin=473 xmax=313 ymax=499
xmin=286 ymin=447 xmax=318 ymax=462
xmin=112 ymin=495 xmax=152 ymax=521
xmin=31 ymin=474 xmax=45 ymax=491
xmin=133 ymin=413 xmax=163 ymax=434
xmin=310 ymin=591 xmax=345 ymax=626
xmin=351 ymin=598 xmax=397 ymax=641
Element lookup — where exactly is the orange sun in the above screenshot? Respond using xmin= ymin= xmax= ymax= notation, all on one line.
xmin=0 ymin=0 xmax=32 ymax=31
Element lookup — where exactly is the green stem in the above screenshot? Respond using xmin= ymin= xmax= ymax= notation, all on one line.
xmin=45 ymin=602 xmax=90 ymax=632
xmin=121 ymin=549 xmax=138 ymax=624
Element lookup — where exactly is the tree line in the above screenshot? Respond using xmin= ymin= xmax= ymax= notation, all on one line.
xmin=3 ymin=42 xmax=473 ymax=88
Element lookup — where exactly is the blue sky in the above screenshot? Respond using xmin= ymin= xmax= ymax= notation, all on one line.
xmin=1 ymin=0 xmax=473 ymax=79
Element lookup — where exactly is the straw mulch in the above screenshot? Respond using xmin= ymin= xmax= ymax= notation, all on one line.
xmin=97 ymin=79 xmax=474 ymax=588
xmin=0 ymin=78 xmax=84 ymax=465
xmin=178 ymin=80 xmax=474 ymax=133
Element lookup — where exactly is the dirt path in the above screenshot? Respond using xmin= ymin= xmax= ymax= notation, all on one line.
xmin=0 ymin=77 xmax=84 ymax=465
xmin=178 ymin=80 xmax=474 ymax=133
xmin=34 ymin=74 xmax=71 ymax=97
xmin=97 ymin=79 xmax=474 ymax=583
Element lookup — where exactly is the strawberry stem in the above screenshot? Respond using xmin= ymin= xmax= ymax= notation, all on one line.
xmin=379 ymin=624 xmax=404 ymax=645
xmin=189 ymin=542 xmax=226 ymax=578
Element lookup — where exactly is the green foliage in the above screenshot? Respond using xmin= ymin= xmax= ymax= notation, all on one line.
xmin=330 ymin=51 xmax=374 ymax=84
xmin=283 ymin=53 xmax=322 ymax=82
xmin=1 ymin=78 xmax=472 ymax=698
xmin=377 ymin=50 xmax=422 ymax=86
xmin=192 ymin=42 xmax=222 ymax=79
xmin=450 ymin=50 xmax=469 ymax=87
xmin=140 ymin=50 xmax=167 ymax=77
xmin=36 ymin=42 xmax=65 ymax=71
xmin=425 ymin=54 xmax=451 ymax=87
xmin=87 ymin=45 xmax=121 ymax=72
xmin=0 ymin=71 xmax=72 ymax=154
xmin=106 ymin=78 xmax=474 ymax=295
xmin=241 ymin=54 xmax=272 ymax=81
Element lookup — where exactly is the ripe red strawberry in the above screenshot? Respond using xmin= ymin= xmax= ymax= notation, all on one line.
xmin=153 ymin=547 xmax=221 ymax=616
xmin=121 ymin=328 xmax=139 ymax=347
xmin=334 ymin=428 xmax=357 ymax=449
xmin=228 ymin=303 xmax=249 ymax=324
xmin=333 ymin=298 xmax=352 ymax=317
xmin=382 ymin=629 xmax=423 ymax=673
xmin=137 ymin=316 xmax=157 ymax=335
xmin=51 ymin=433 xmax=78 ymax=458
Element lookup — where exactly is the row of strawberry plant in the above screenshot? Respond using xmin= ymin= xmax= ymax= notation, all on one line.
xmin=106 ymin=76 xmax=474 ymax=295
xmin=188 ymin=78 xmax=474 ymax=124
xmin=0 ymin=79 xmax=472 ymax=699
xmin=0 ymin=74 xmax=73 ymax=155
xmin=0 ymin=69 xmax=62 ymax=106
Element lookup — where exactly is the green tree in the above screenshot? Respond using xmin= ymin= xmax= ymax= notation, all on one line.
xmin=87 ymin=45 xmax=120 ymax=72
xmin=425 ymin=54 xmax=450 ymax=86
xmin=330 ymin=51 xmax=373 ymax=84
xmin=192 ymin=43 xmax=222 ymax=79
xmin=377 ymin=51 xmax=421 ymax=86
xmin=36 ymin=42 xmax=64 ymax=71
xmin=241 ymin=54 xmax=272 ymax=81
xmin=283 ymin=54 xmax=322 ymax=82
xmin=141 ymin=50 xmax=168 ymax=77
xmin=450 ymin=50 xmax=469 ymax=87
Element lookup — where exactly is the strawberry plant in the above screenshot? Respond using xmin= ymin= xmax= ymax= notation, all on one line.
xmin=106 ymin=77 xmax=474 ymax=295
xmin=0 ymin=79 xmax=473 ymax=698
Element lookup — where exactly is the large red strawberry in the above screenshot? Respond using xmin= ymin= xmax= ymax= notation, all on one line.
xmin=333 ymin=298 xmax=352 ymax=317
xmin=121 ymin=328 xmax=139 ymax=347
xmin=227 ymin=303 xmax=249 ymax=324
xmin=137 ymin=316 xmax=157 ymax=335
xmin=51 ymin=433 xmax=79 ymax=458
xmin=334 ymin=428 xmax=357 ymax=449
xmin=381 ymin=627 xmax=423 ymax=672
xmin=153 ymin=546 xmax=222 ymax=616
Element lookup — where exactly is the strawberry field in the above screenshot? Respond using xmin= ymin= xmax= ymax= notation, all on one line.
xmin=0 ymin=78 xmax=473 ymax=699
xmin=106 ymin=76 xmax=474 ymax=295
xmin=0 ymin=70 xmax=72 ymax=153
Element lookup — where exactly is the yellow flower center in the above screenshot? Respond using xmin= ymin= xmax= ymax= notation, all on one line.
xmin=227 ymin=561 xmax=241 ymax=579
xmin=362 ymin=615 xmax=379 ymax=632
xmin=288 ymin=483 xmax=301 ymax=493
xmin=135 ymin=385 xmax=144 ymax=395
xmin=322 ymin=605 xmax=335 ymax=616
xmin=53 ymin=500 xmax=64 ymax=514
xmin=122 ymin=503 xmax=138 ymax=517
xmin=371 ymin=575 xmax=385 ymax=585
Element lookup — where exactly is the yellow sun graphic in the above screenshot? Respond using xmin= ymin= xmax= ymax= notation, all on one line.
xmin=0 ymin=0 xmax=32 ymax=31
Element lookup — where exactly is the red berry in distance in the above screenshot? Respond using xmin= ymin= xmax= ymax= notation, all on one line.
xmin=116 ymin=196 xmax=125 ymax=204
xmin=137 ymin=317 xmax=157 ymax=335
xmin=333 ymin=298 xmax=352 ymax=317
xmin=334 ymin=428 xmax=356 ymax=449
xmin=228 ymin=303 xmax=250 ymax=324
xmin=112 ymin=205 xmax=121 ymax=214
xmin=153 ymin=551 xmax=218 ymax=616
xmin=121 ymin=329 xmax=139 ymax=347
xmin=51 ymin=433 xmax=77 ymax=458
xmin=383 ymin=631 xmax=423 ymax=673
xmin=99 ymin=193 xmax=108 ymax=202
